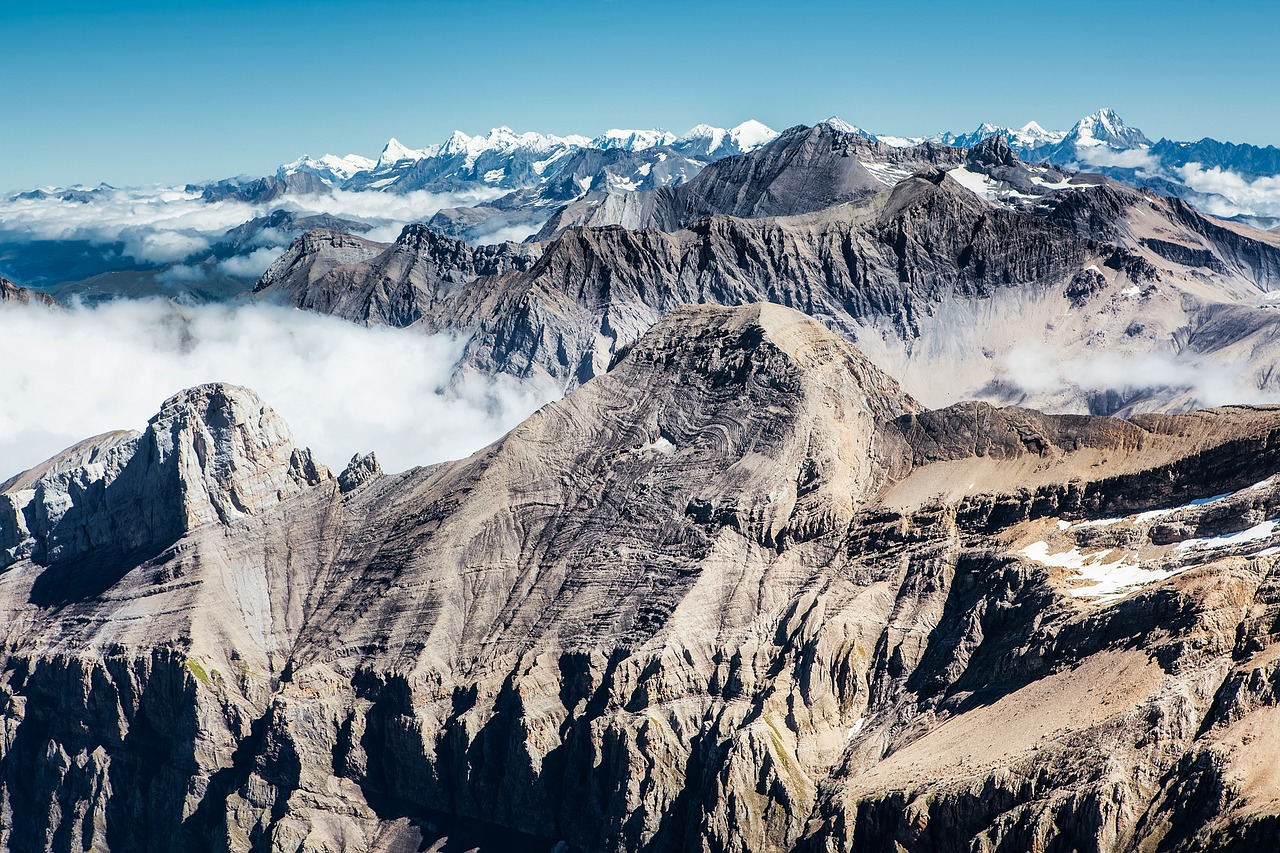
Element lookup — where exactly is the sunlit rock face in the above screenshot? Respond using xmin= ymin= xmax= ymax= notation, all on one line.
xmin=5 ymin=305 xmax=1280 ymax=852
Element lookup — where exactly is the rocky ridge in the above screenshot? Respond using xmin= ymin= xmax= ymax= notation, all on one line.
xmin=254 ymin=138 xmax=1280 ymax=413
xmin=7 ymin=305 xmax=1280 ymax=850
xmin=0 ymin=276 xmax=55 ymax=306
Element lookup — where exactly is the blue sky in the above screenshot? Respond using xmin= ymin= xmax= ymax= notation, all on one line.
xmin=2 ymin=0 xmax=1276 ymax=190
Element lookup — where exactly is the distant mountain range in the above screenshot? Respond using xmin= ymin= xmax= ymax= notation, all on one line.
xmin=266 ymin=109 xmax=1280 ymax=228
xmin=2 ymin=111 xmax=1278 ymax=303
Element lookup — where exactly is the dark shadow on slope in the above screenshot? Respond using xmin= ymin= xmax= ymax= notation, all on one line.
xmin=27 ymin=540 xmax=175 ymax=608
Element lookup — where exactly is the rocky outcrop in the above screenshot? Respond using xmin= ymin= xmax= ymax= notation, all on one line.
xmin=0 ymin=277 xmax=55 ymax=306
xmin=0 ymin=383 xmax=329 ymax=573
xmin=255 ymin=225 xmax=541 ymax=327
xmin=7 ymin=304 xmax=1280 ymax=851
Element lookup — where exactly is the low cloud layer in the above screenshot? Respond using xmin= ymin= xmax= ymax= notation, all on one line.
xmin=1072 ymin=146 xmax=1160 ymax=173
xmin=997 ymin=341 xmax=1280 ymax=412
xmin=0 ymin=185 xmax=506 ymax=268
xmin=1176 ymin=163 xmax=1280 ymax=219
xmin=0 ymin=299 xmax=556 ymax=481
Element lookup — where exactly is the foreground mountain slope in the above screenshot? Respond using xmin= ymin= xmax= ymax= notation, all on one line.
xmin=7 ymin=304 xmax=1280 ymax=850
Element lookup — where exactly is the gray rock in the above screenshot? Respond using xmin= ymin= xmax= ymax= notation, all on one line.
xmin=7 ymin=305 xmax=1280 ymax=850
xmin=0 ymin=276 xmax=55 ymax=306
xmin=0 ymin=382 xmax=329 ymax=573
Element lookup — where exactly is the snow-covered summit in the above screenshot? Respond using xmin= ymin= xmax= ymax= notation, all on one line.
xmin=377 ymin=138 xmax=435 ymax=169
xmin=1015 ymin=121 xmax=1066 ymax=146
xmin=1064 ymin=108 xmax=1151 ymax=149
xmin=592 ymin=128 xmax=678 ymax=151
xmin=436 ymin=126 xmax=591 ymax=167
xmin=278 ymin=153 xmax=376 ymax=184
xmin=819 ymin=116 xmax=866 ymax=136
xmin=674 ymin=120 xmax=779 ymax=159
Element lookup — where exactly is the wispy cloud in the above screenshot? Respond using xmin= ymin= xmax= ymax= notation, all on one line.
xmin=216 ymin=246 xmax=285 ymax=277
xmin=0 ymin=185 xmax=509 ymax=268
xmin=996 ymin=340 xmax=1280 ymax=411
xmin=0 ymin=298 xmax=556 ymax=481
xmin=1072 ymin=145 xmax=1159 ymax=173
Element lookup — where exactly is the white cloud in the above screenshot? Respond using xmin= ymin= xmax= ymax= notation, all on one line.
xmin=1072 ymin=145 xmax=1159 ymax=172
xmin=0 ymin=298 xmax=557 ymax=481
xmin=1175 ymin=163 xmax=1280 ymax=219
xmin=217 ymin=246 xmax=285 ymax=278
xmin=997 ymin=341 xmax=1280 ymax=411
xmin=156 ymin=264 xmax=207 ymax=283
xmin=0 ymin=185 xmax=508 ymax=266
xmin=470 ymin=221 xmax=544 ymax=245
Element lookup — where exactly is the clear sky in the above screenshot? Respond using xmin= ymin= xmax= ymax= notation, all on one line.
xmin=2 ymin=0 xmax=1276 ymax=191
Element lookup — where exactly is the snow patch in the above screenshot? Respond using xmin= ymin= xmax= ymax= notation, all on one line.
xmin=1177 ymin=520 xmax=1279 ymax=552
xmin=1018 ymin=542 xmax=1180 ymax=602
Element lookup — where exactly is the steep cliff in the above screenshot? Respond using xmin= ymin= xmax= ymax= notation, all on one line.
xmin=6 ymin=305 xmax=1280 ymax=851
xmin=0 ymin=277 xmax=55 ymax=306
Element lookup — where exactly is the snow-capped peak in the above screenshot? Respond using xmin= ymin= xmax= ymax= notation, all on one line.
xmin=592 ymin=128 xmax=678 ymax=151
xmin=278 ymin=152 xmax=376 ymax=183
xmin=678 ymin=123 xmax=723 ymax=142
xmin=820 ymin=116 xmax=863 ymax=135
xmin=377 ymin=138 xmax=433 ymax=169
xmin=728 ymin=119 xmax=778 ymax=152
xmin=1018 ymin=121 xmax=1052 ymax=139
xmin=437 ymin=127 xmax=587 ymax=165
xmin=1011 ymin=121 xmax=1066 ymax=147
xmin=675 ymin=120 xmax=778 ymax=158
xmin=1067 ymin=108 xmax=1150 ymax=149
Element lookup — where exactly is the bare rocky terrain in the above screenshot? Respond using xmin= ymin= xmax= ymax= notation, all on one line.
xmin=6 ymin=303 xmax=1280 ymax=851
xmin=253 ymin=127 xmax=1280 ymax=415
xmin=0 ymin=277 xmax=55 ymax=306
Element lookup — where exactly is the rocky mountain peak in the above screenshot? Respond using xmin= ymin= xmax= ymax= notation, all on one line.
xmin=0 ymin=382 xmax=329 ymax=572
xmin=966 ymin=133 xmax=1020 ymax=169
xmin=253 ymin=229 xmax=387 ymax=295
xmin=615 ymin=302 xmax=919 ymax=422
xmin=148 ymin=383 xmax=329 ymax=528
xmin=0 ymin=276 xmax=56 ymax=306
xmin=338 ymin=451 xmax=382 ymax=492
xmin=1067 ymin=107 xmax=1151 ymax=148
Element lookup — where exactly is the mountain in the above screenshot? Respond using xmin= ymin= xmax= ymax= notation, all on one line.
xmin=8 ymin=111 xmax=1280 ymax=307
xmin=8 ymin=303 xmax=1280 ymax=850
xmin=534 ymin=124 xmax=964 ymax=236
xmin=256 ymin=127 xmax=1280 ymax=415
xmin=0 ymin=276 xmax=56 ymax=306
xmin=277 ymin=152 xmax=377 ymax=184
xmin=1059 ymin=106 xmax=1153 ymax=150
xmin=591 ymin=128 xmax=678 ymax=151
xmin=669 ymin=119 xmax=780 ymax=159
xmin=1151 ymin=136 xmax=1280 ymax=180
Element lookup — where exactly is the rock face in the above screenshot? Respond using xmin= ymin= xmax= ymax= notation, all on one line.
xmin=0 ymin=276 xmax=55 ymax=306
xmin=0 ymin=383 xmax=329 ymax=572
xmin=255 ymin=225 xmax=541 ymax=327
xmin=7 ymin=304 xmax=1280 ymax=851
xmin=255 ymin=160 xmax=1280 ymax=412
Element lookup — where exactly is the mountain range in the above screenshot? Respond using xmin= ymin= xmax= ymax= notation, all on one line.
xmin=8 ymin=101 xmax=1280 ymax=852
xmin=3 ymin=110 xmax=1279 ymax=304
xmin=8 ymin=304 xmax=1280 ymax=850
xmin=252 ymin=127 xmax=1280 ymax=418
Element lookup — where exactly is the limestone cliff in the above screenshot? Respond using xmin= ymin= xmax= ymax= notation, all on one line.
xmin=6 ymin=306 xmax=1280 ymax=851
